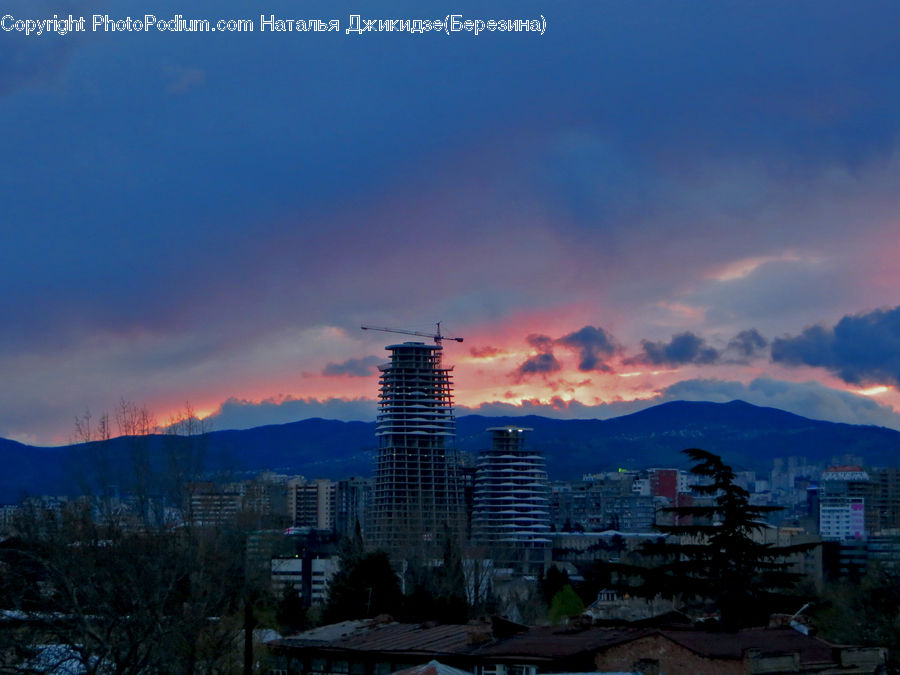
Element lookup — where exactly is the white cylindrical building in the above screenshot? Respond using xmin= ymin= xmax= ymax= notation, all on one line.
xmin=472 ymin=427 xmax=551 ymax=553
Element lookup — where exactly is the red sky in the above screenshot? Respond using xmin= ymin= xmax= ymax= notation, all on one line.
xmin=3 ymin=1 xmax=900 ymax=444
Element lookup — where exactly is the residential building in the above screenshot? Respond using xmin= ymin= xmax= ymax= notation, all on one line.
xmin=267 ymin=618 xmax=886 ymax=675
xmin=0 ymin=504 xmax=19 ymax=533
xmin=472 ymin=427 xmax=550 ymax=573
xmin=334 ymin=476 xmax=373 ymax=538
xmin=189 ymin=483 xmax=243 ymax=526
xmin=870 ymin=468 xmax=900 ymax=533
xmin=818 ymin=467 xmax=872 ymax=540
xmin=290 ymin=478 xmax=336 ymax=530
xmin=271 ymin=555 xmax=340 ymax=605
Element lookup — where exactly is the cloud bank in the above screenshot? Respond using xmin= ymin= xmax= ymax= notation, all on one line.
xmin=197 ymin=376 xmax=900 ymax=433
xmin=557 ymin=325 xmax=618 ymax=372
xmin=772 ymin=307 xmax=900 ymax=386
xmin=322 ymin=356 xmax=382 ymax=377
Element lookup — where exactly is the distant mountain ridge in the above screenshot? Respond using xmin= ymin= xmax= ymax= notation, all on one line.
xmin=2 ymin=400 xmax=899 ymax=503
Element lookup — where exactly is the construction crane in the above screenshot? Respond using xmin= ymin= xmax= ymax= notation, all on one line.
xmin=360 ymin=322 xmax=464 ymax=344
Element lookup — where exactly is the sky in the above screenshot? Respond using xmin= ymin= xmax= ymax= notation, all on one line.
xmin=4 ymin=0 xmax=900 ymax=445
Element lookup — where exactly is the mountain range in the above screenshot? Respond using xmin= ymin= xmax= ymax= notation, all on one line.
xmin=2 ymin=399 xmax=899 ymax=503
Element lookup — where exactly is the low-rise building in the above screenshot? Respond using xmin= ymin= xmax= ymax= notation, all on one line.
xmin=267 ymin=618 xmax=886 ymax=675
xmin=271 ymin=555 xmax=340 ymax=606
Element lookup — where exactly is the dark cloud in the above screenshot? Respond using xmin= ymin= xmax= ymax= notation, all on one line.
xmin=516 ymin=324 xmax=767 ymax=378
xmin=629 ymin=332 xmax=720 ymax=366
xmin=526 ymin=334 xmax=554 ymax=353
xmin=556 ymin=325 xmax=618 ymax=372
xmin=513 ymin=353 xmax=562 ymax=380
xmin=725 ymin=329 xmax=768 ymax=362
xmin=511 ymin=333 xmax=562 ymax=380
xmin=322 ymin=356 xmax=381 ymax=378
xmin=6 ymin=1 xmax=900 ymax=442
xmin=771 ymin=306 xmax=900 ymax=386
xmin=470 ymin=345 xmax=506 ymax=359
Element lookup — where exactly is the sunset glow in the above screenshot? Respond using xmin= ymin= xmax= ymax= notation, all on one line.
xmin=3 ymin=3 xmax=900 ymax=444
xmin=857 ymin=386 xmax=891 ymax=397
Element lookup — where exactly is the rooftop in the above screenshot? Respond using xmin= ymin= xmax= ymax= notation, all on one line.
xmin=269 ymin=618 xmax=874 ymax=671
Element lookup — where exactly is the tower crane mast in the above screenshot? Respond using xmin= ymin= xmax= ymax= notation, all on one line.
xmin=361 ymin=322 xmax=463 ymax=344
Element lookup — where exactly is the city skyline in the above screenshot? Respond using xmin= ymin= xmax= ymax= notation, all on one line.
xmin=4 ymin=1 xmax=900 ymax=444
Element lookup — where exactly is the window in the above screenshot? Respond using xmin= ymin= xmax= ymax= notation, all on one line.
xmin=479 ymin=666 xmax=506 ymax=675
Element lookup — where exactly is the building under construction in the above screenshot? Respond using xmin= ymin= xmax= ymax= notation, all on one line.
xmin=370 ymin=341 xmax=464 ymax=554
xmin=472 ymin=427 xmax=551 ymax=572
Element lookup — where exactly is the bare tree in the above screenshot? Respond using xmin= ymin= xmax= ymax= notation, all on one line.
xmin=108 ymin=399 xmax=159 ymax=527
xmin=67 ymin=409 xmax=123 ymax=532
xmin=164 ymin=402 xmax=209 ymax=523
xmin=0 ymin=401 xmax=273 ymax=674
xmin=1 ymin=509 xmax=250 ymax=674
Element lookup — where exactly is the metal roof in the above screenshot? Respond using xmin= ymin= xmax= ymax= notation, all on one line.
xmin=275 ymin=620 xmax=478 ymax=656
xmin=271 ymin=619 xmax=864 ymax=671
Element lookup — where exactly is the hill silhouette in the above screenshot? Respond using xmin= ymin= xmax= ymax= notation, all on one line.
xmin=2 ymin=400 xmax=898 ymax=502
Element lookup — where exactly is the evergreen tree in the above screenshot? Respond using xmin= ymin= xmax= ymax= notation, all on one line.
xmin=548 ymin=585 xmax=585 ymax=625
xmin=398 ymin=527 xmax=468 ymax=623
xmin=540 ymin=564 xmax=571 ymax=604
xmin=322 ymin=550 xmax=403 ymax=623
xmin=430 ymin=526 xmax=469 ymax=622
xmin=276 ymin=587 xmax=310 ymax=634
xmin=637 ymin=448 xmax=815 ymax=628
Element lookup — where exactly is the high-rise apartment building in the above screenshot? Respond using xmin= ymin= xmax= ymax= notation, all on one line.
xmin=289 ymin=478 xmax=335 ymax=530
xmin=870 ymin=468 xmax=900 ymax=533
xmin=370 ymin=342 xmax=463 ymax=553
xmin=819 ymin=466 xmax=872 ymax=540
xmin=189 ymin=483 xmax=243 ymax=527
xmin=334 ymin=476 xmax=372 ymax=538
xmin=472 ymin=427 xmax=550 ymax=571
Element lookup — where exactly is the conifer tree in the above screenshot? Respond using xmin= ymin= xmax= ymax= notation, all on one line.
xmin=322 ymin=549 xmax=402 ymax=623
xmin=638 ymin=448 xmax=815 ymax=628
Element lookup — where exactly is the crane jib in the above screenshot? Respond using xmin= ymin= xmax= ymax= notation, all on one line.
xmin=360 ymin=324 xmax=464 ymax=344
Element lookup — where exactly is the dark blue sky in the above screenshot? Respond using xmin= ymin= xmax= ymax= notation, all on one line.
xmin=4 ymin=0 xmax=900 ymax=443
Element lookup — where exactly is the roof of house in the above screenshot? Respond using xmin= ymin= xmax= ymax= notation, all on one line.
xmin=474 ymin=625 xmax=650 ymax=660
xmin=657 ymin=627 xmax=836 ymax=666
xmin=270 ymin=618 xmax=876 ymax=671
xmin=276 ymin=620 xmax=479 ymax=656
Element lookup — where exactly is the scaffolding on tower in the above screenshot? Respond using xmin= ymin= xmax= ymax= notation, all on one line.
xmin=361 ymin=325 xmax=465 ymax=554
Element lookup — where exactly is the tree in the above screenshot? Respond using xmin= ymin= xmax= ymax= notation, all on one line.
xmin=322 ymin=550 xmax=403 ymax=623
xmin=812 ymin=564 xmax=900 ymax=672
xmin=400 ymin=528 xmax=468 ymax=623
xmin=0 ymin=511 xmax=249 ymax=674
xmin=634 ymin=448 xmax=814 ymax=628
xmin=276 ymin=588 xmax=309 ymax=634
xmin=165 ymin=402 xmax=209 ymax=518
xmin=0 ymin=402 xmax=258 ymax=675
xmin=548 ymin=585 xmax=585 ymax=625
xmin=540 ymin=564 xmax=571 ymax=605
